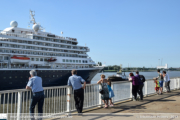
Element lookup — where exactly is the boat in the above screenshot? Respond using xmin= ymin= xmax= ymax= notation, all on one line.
xmin=47 ymin=58 xmax=57 ymax=62
xmin=108 ymin=64 xmax=127 ymax=82
xmin=0 ymin=10 xmax=103 ymax=90
xmin=11 ymin=56 xmax=30 ymax=63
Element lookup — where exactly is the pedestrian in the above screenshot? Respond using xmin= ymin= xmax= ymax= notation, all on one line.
xmin=26 ymin=70 xmax=44 ymax=120
xmin=97 ymin=75 xmax=109 ymax=108
xmin=135 ymin=71 xmax=144 ymax=101
xmin=163 ymin=71 xmax=171 ymax=92
xmin=107 ymin=78 xmax=114 ymax=106
xmin=153 ymin=78 xmax=160 ymax=95
xmin=129 ymin=73 xmax=139 ymax=101
xmin=67 ymin=69 xmax=86 ymax=113
xmin=157 ymin=69 xmax=164 ymax=95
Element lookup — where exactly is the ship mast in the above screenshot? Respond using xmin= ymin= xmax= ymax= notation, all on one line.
xmin=29 ymin=10 xmax=44 ymax=31
xmin=30 ymin=10 xmax=36 ymax=24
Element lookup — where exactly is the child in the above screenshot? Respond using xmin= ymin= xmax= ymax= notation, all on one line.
xmin=107 ymin=78 xmax=115 ymax=106
xmin=153 ymin=78 xmax=160 ymax=95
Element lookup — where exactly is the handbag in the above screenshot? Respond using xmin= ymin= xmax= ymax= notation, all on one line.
xmin=99 ymin=89 xmax=104 ymax=94
xmin=99 ymin=83 xmax=104 ymax=94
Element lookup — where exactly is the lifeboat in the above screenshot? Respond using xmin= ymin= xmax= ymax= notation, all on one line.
xmin=47 ymin=58 xmax=57 ymax=62
xmin=11 ymin=56 xmax=30 ymax=63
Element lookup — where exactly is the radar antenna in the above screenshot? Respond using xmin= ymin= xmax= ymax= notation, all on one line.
xmin=29 ymin=10 xmax=44 ymax=31
xmin=30 ymin=10 xmax=36 ymax=24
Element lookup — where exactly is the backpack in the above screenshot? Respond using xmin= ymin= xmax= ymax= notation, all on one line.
xmin=139 ymin=75 xmax=146 ymax=82
xmin=160 ymin=74 xmax=163 ymax=79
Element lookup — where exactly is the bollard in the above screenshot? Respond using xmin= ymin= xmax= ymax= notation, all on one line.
xmin=17 ymin=91 xmax=22 ymax=120
xmin=98 ymin=84 xmax=102 ymax=107
xmin=66 ymin=87 xmax=71 ymax=115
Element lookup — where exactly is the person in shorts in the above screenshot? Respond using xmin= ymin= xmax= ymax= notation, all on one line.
xmin=154 ymin=78 xmax=160 ymax=95
xmin=156 ymin=69 xmax=164 ymax=94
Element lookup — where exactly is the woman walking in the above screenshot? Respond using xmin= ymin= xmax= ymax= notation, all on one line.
xmin=97 ymin=75 xmax=109 ymax=108
xmin=129 ymin=73 xmax=139 ymax=101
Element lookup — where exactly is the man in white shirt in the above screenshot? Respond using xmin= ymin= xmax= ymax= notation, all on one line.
xmin=163 ymin=71 xmax=170 ymax=92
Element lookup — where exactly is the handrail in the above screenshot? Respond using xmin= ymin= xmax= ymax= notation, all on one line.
xmin=0 ymin=77 xmax=179 ymax=120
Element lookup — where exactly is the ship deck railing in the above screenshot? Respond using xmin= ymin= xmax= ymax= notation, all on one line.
xmin=0 ymin=31 xmax=77 ymax=42
xmin=0 ymin=78 xmax=180 ymax=120
xmin=0 ymin=66 xmax=99 ymax=69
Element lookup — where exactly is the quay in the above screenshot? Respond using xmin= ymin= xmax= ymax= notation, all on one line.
xmin=45 ymin=90 xmax=180 ymax=120
xmin=0 ymin=78 xmax=180 ymax=120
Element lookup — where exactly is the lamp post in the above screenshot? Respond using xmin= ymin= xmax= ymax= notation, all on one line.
xmin=158 ymin=59 xmax=160 ymax=66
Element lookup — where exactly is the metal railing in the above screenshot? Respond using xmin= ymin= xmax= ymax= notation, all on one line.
xmin=0 ymin=31 xmax=77 ymax=42
xmin=0 ymin=78 xmax=180 ymax=120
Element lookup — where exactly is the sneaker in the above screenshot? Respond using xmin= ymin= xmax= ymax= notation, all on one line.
xmin=110 ymin=104 xmax=114 ymax=107
xmin=137 ymin=97 xmax=139 ymax=101
xmin=104 ymin=105 xmax=108 ymax=108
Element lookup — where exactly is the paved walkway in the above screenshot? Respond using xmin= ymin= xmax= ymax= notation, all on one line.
xmin=45 ymin=90 xmax=180 ymax=120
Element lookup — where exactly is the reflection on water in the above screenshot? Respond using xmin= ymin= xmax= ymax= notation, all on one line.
xmin=91 ymin=71 xmax=180 ymax=84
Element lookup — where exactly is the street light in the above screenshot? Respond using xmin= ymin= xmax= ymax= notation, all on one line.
xmin=158 ymin=59 xmax=160 ymax=66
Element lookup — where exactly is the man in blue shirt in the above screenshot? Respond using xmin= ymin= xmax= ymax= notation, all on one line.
xmin=163 ymin=71 xmax=171 ymax=92
xmin=26 ymin=70 xmax=44 ymax=120
xmin=68 ymin=69 xmax=86 ymax=113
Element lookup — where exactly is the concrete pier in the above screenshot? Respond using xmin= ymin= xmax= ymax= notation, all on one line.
xmin=45 ymin=90 xmax=180 ymax=120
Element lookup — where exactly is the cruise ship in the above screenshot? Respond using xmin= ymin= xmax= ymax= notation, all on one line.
xmin=0 ymin=10 xmax=103 ymax=90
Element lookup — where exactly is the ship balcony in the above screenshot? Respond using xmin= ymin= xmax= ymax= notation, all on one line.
xmin=78 ymin=54 xmax=88 ymax=56
xmin=0 ymin=40 xmax=88 ymax=53
xmin=0 ymin=49 xmax=88 ymax=59
xmin=0 ymin=31 xmax=78 ymax=46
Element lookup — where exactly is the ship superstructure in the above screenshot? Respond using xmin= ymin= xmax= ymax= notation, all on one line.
xmin=0 ymin=10 xmax=102 ymax=90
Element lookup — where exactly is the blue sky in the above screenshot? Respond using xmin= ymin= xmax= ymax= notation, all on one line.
xmin=0 ymin=0 xmax=180 ymax=67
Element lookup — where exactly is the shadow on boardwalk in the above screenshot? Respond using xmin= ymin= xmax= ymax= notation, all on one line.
xmin=45 ymin=89 xmax=180 ymax=120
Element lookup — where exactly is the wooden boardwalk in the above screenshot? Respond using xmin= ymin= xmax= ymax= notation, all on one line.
xmin=45 ymin=90 xmax=180 ymax=120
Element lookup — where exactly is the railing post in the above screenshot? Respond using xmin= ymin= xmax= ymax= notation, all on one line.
xmin=178 ymin=78 xmax=180 ymax=89
xmin=17 ymin=91 xmax=22 ymax=120
xmin=66 ymin=87 xmax=71 ymax=115
xmin=144 ymin=81 xmax=148 ymax=97
xmin=174 ymin=78 xmax=177 ymax=90
xmin=130 ymin=82 xmax=132 ymax=100
xmin=111 ymin=83 xmax=114 ymax=103
xmin=174 ymin=79 xmax=176 ymax=90
xmin=98 ymin=84 xmax=102 ymax=107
